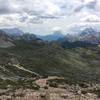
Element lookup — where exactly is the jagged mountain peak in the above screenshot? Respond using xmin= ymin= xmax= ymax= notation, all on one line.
xmin=81 ymin=27 xmax=97 ymax=36
xmin=2 ymin=28 xmax=24 ymax=36
xmin=0 ymin=30 xmax=14 ymax=48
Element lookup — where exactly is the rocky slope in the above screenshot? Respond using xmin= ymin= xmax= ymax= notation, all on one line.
xmin=58 ymin=27 xmax=100 ymax=48
xmin=0 ymin=76 xmax=100 ymax=100
xmin=0 ymin=30 xmax=14 ymax=48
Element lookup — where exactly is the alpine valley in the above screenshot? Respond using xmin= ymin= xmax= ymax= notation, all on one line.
xmin=0 ymin=27 xmax=100 ymax=100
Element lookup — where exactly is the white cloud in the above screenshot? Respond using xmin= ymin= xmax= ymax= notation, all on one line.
xmin=0 ymin=0 xmax=100 ymax=35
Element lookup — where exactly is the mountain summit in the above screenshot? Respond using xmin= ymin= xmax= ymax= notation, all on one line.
xmin=2 ymin=28 xmax=24 ymax=36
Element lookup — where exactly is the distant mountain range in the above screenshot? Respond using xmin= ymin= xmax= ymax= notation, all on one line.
xmin=58 ymin=27 xmax=100 ymax=48
xmin=37 ymin=30 xmax=64 ymax=41
xmin=0 ymin=27 xmax=100 ymax=48
xmin=0 ymin=28 xmax=43 ymax=48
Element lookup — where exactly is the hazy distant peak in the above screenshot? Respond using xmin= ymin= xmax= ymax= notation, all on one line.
xmin=2 ymin=28 xmax=24 ymax=36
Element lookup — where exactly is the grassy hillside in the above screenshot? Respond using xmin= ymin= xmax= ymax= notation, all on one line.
xmin=0 ymin=40 xmax=100 ymax=84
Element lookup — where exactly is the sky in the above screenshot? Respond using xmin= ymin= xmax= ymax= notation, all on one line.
xmin=0 ymin=0 xmax=100 ymax=35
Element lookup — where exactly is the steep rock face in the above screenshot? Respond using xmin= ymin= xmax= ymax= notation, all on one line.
xmin=79 ymin=28 xmax=100 ymax=44
xmin=21 ymin=33 xmax=37 ymax=41
xmin=2 ymin=28 xmax=24 ymax=36
xmin=0 ymin=30 xmax=14 ymax=48
xmin=79 ymin=34 xmax=99 ymax=44
xmin=58 ymin=27 xmax=100 ymax=48
xmin=80 ymin=28 xmax=96 ymax=36
xmin=2 ymin=28 xmax=24 ymax=40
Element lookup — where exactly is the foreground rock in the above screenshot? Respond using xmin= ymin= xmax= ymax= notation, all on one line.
xmin=0 ymin=76 xmax=100 ymax=100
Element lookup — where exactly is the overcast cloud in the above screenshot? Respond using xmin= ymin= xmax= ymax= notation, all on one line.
xmin=0 ymin=0 xmax=100 ymax=35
